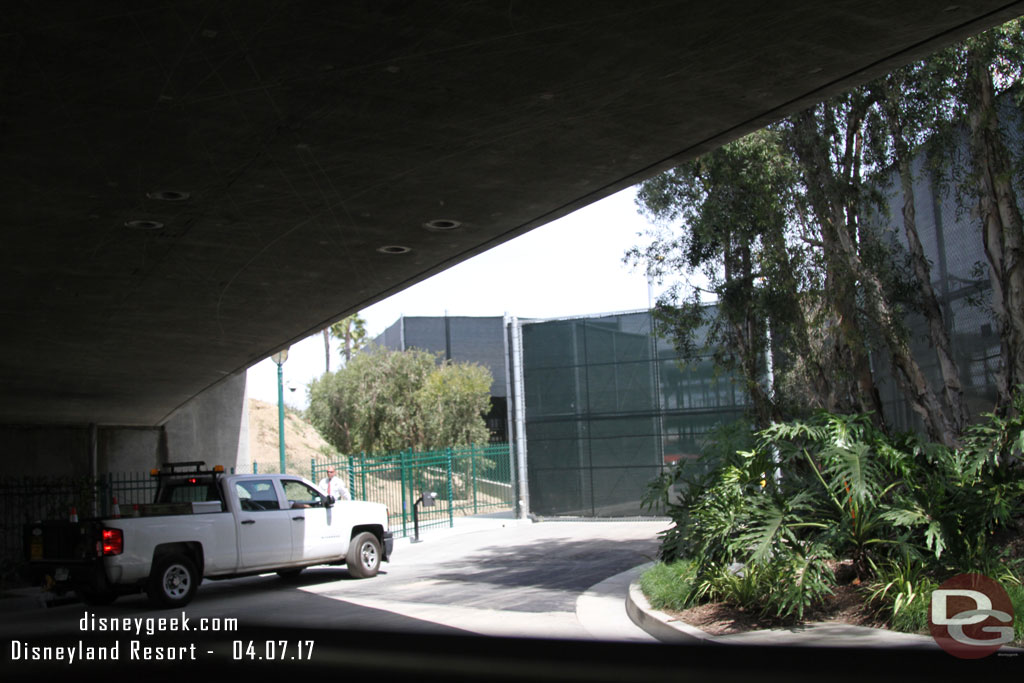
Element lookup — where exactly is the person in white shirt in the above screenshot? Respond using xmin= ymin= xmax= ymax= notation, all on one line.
xmin=318 ymin=466 xmax=351 ymax=501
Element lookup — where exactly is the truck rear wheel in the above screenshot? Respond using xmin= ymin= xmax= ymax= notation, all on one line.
xmin=346 ymin=532 xmax=381 ymax=578
xmin=146 ymin=553 xmax=199 ymax=607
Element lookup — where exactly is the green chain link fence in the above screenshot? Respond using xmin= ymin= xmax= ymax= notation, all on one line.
xmin=312 ymin=442 xmax=514 ymax=539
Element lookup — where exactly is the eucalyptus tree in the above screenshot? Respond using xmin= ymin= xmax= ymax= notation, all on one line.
xmin=784 ymin=88 xmax=965 ymax=444
xmin=630 ymin=18 xmax=1024 ymax=437
xmin=628 ymin=129 xmax=826 ymax=425
xmin=865 ymin=61 xmax=970 ymax=443
xmin=778 ymin=91 xmax=892 ymax=426
xmin=955 ymin=20 xmax=1024 ymax=412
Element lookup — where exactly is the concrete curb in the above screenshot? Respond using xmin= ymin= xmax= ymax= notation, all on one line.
xmin=623 ymin=567 xmax=952 ymax=649
xmin=624 ymin=566 xmax=719 ymax=644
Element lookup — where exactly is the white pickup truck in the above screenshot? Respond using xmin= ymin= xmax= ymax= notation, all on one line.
xmin=24 ymin=462 xmax=393 ymax=607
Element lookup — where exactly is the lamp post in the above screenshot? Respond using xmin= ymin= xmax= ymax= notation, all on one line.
xmin=271 ymin=348 xmax=289 ymax=473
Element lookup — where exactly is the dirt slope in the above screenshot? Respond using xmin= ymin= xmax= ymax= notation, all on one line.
xmin=247 ymin=399 xmax=336 ymax=480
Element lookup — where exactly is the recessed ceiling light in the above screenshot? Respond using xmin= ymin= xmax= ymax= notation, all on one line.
xmin=376 ymin=245 xmax=411 ymax=254
xmin=423 ymin=219 xmax=461 ymax=231
xmin=146 ymin=190 xmax=191 ymax=201
xmin=124 ymin=219 xmax=165 ymax=230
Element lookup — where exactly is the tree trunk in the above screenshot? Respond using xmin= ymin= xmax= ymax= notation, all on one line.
xmin=717 ymin=228 xmax=774 ymax=426
xmin=966 ymin=48 xmax=1024 ymax=409
xmin=788 ymin=108 xmax=885 ymax=423
xmin=762 ymin=221 xmax=830 ymax=411
xmin=831 ymin=194 xmax=957 ymax=445
xmin=897 ymin=157 xmax=969 ymax=437
xmin=789 ymin=102 xmax=957 ymax=444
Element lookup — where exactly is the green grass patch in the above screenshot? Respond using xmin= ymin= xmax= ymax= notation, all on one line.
xmin=1009 ymin=582 xmax=1024 ymax=646
xmin=885 ymin=579 xmax=937 ymax=635
xmin=639 ymin=560 xmax=698 ymax=611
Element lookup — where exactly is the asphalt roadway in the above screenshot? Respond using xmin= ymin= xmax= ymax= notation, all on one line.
xmin=1 ymin=515 xmax=665 ymax=641
xmin=3 ymin=515 xmax=1018 ymax=681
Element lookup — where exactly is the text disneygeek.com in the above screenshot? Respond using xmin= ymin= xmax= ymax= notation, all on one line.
xmin=7 ymin=611 xmax=315 ymax=664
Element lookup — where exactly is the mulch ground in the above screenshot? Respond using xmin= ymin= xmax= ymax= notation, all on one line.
xmin=661 ymin=583 xmax=890 ymax=636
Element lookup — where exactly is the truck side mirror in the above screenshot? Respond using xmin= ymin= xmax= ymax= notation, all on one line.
xmin=324 ymin=495 xmax=335 ymax=508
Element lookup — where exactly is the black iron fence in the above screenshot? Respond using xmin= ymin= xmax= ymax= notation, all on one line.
xmin=1 ymin=443 xmax=516 ymax=584
xmin=0 ymin=472 xmax=159 ymax=585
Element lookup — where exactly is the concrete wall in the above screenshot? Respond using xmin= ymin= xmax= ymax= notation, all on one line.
xmin=98 ymin=427 xmax=162 ymax=473
xmin=0 ymin=426 xmax=93 ymax=477
xmin=163 ymin=371 xmax=249 ymax=473
xmin=0 ymin=371 xmax=249 ymax=476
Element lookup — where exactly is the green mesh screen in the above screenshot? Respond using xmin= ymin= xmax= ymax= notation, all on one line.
xmin=521 ymin=311 xmax=747 ymax=516
xmin=868 ymin=141 xmax=1008 ymax=432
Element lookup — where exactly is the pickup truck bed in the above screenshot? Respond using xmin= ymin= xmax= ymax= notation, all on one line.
xmin=25 ymin=467 xmax=393 ymax=607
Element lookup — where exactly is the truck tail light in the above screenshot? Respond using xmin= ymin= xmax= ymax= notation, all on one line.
xmin=100 ymin=528 xmax=123 ymax=556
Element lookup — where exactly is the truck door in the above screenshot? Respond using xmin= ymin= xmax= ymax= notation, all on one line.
xmin=234 ymin=479 xmax=293 ymax=569
xmin=281 ymin=479 xmax=345 ymax=562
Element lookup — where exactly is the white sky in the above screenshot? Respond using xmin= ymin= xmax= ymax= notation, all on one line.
xmin=247 ymin=186 xmax=662 ymax=409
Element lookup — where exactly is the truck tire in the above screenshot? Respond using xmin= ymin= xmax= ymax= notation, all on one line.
xmin=146 ymin=553 xmax=200 ymax=607
xmin=346 ymin=532 xmax=381 ymax=578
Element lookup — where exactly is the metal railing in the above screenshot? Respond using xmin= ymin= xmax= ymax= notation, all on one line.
xmin=0 ymin=472 xmax=160 ymax=582
xmin=1 ymin=445 xmax=515 ymax=581
xmin=312 ymin=442 xmax=515 ymax=539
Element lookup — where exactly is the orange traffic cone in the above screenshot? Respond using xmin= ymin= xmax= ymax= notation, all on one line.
xmin=69 ymin=506 xmax=78 ymax=522
xmin=111 ymin=496 xmax=121 ymax=518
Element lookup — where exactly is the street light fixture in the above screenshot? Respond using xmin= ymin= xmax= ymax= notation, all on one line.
xmin=271 ymin=348 xmax=289 ymax=473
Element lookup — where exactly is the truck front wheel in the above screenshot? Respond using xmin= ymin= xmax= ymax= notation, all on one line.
xmin=346 ymin=532 xmax=381 ymax=578
xmin=147 ymin=553 xmax=200 ymax=607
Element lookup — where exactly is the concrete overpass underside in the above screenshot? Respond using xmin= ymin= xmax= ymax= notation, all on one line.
xmin=1 ymin=2 xmax=1022 ymax=470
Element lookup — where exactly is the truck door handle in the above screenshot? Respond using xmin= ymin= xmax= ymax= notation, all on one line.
xmin=241 ymin=520 xmax=256 ymax=525
xmin=292 ymin=516 xmax=305 ymax=521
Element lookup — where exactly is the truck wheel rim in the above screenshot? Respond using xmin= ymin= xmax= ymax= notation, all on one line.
xmin=360 ymin=542 xmax=378 ymax=568
xmin=163 ymin=564 xmax=191 ymax=598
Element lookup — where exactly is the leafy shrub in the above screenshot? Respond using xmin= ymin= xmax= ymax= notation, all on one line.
xmin=645 ymin=397 xmax=1024 ymax=627
xmin=865 ymin=550 xmax=936 ymax=633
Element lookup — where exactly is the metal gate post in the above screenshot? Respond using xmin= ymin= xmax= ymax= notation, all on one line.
xmin=471 ymin=443 xmax=478 ymax=514
xmin=348 ymin=455 xmax=356 ymax=500
xmin=360 ymin=452 xmax=367 ymax=501
xmin=400 ymin=449 xmax=408 ymax=537
xmin=446 ymin=448 xmax=454 ymax=528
